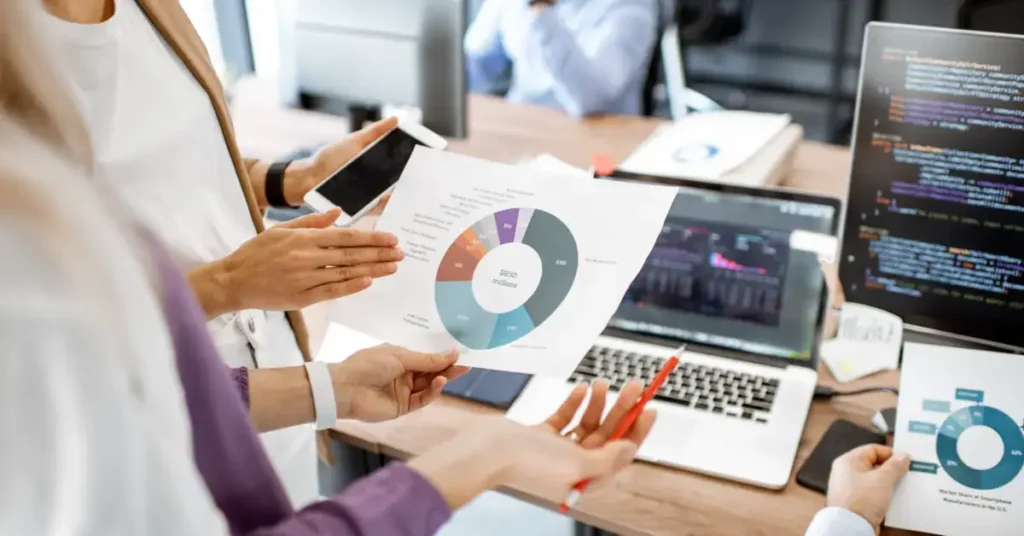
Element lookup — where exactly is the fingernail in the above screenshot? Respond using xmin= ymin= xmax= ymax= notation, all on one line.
xmin=894 ymin=453 xmax=910 ymax=464
xmin=445 ymin=348 xmax=460 ymax=358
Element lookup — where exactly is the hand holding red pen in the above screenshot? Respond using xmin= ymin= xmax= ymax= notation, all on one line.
xmin=407 ymin=378 xmax=657 ymax=511
xmin=560 ymin=355 xmax=679 ymax=511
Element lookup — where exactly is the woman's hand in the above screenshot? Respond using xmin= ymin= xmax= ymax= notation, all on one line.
xmin=276 ymin=117 xmax=399 ymax=205
xmin=329 ymin=345 xmax=469 ymax=422
xmin=407 ymin=379 xmax=657 ymax=509
xmin=189 ymin=208 xmax=403 ymax=317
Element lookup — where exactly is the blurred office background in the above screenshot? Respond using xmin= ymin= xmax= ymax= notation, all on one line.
xmin=174 ymin=1 xmax=1010 ymax=534
xmin=183 ymin=0 xmax=968 ymax=144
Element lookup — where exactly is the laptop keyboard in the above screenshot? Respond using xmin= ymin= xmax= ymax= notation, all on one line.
xmin=568 ymin=345 xmax=778 ymax=424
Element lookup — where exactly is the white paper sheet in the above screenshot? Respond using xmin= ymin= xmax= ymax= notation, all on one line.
xmin=886 ymin=343 xmax=1024 ymax=536
xmin=619 ymin=111 xmax=791 ymax=181
xmin=330 ymin=147 xmax=676 ymax=378
xmin=315 ymin=322 xmax=381 ymax=363
xmin=517 ymin=153 xmax=592 ymax=178
xmin=820 ymin=303 xmax=902 ymax=383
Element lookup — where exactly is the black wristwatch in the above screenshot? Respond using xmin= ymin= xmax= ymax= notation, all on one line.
xmin=266 ymin=160 xmax=296 ymax=208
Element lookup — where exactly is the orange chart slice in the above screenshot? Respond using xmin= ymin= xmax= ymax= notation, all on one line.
xmin=436 ymin=241 xmax=480 ymax=282
xmin=454 ymin=228 xmax=489 ymax=260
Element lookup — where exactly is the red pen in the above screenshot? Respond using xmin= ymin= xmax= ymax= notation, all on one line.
xmin=558 ymin=350 xmax=683 ymax=513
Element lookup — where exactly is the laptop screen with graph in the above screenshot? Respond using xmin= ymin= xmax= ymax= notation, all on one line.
xmin=607 ymin=180 xmax=838 ymax=361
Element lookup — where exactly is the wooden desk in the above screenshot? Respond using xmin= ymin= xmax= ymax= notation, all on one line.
xmin=231 ymin=82 xmax=905 ymax=536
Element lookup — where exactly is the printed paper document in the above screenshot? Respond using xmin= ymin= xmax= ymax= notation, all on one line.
xmin=331 ymin=148 xmax=676 ymax=378
xmin=887 ymin=343 xmax=1024 ymax=536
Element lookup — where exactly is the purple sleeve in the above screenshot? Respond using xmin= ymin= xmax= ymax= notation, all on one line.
xmin=229 ymin=366 xmax=250 ymax=409
xmin=249 ymin=462 xmax=452 ymax=536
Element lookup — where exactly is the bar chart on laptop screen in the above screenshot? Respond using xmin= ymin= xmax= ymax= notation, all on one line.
xmin=624 ymin=218 xmax=791 ymax=327
xmin=841 ymin=25 xmax=1024 ymax=345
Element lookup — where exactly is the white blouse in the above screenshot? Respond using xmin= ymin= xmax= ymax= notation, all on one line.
xmin=39 ymin=0 xmax=317 ymax=506
xmin=0 ymin=123 xmax=228 ymax=535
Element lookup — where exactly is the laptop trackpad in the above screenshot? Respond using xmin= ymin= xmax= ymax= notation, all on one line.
xmin=637 ymin=412 xmax=698 ymax=462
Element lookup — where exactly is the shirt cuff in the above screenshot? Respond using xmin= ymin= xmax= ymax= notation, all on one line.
xmin=805 ymin=507 xmax=875 ymax=536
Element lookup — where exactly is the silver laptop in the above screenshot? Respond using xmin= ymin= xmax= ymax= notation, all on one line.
xmin=507 ymin=174 xmax=841 ymax=489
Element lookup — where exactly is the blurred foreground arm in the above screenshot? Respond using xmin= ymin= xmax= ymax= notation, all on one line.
xmin=0 ymin=229 xmax=228 ymax=535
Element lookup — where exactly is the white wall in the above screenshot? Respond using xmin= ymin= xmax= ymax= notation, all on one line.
xmin=179 ymin=0 xmax=225 ymax=75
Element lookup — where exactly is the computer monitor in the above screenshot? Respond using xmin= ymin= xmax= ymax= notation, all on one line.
xmin=840 ymin=23 xmax=1024 ymax=350
xmin=278 ymin=0 xmax=467 ymax=138
xmin=608 ymin=172 xmax=841 ymax=364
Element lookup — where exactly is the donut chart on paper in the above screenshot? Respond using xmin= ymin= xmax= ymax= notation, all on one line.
xmin=434 ymin=208 xmax=579 ymax=349
xmin=907 ymin=388 xmax=1024 ymax=491
xmin=936 ymin=405 xmax=1024 ymax=490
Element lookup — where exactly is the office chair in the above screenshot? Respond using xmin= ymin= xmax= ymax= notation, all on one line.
xmin=644 ymin=0 xmax=746 ymax=118
xmin=958 ymin=0 xmax=1024 ymax=34
xmin=678 ymin=0 xmax=747 ymax=44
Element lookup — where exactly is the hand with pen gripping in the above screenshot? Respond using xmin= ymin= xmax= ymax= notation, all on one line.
xmin=405 ymin=378 xmax=658 ymax=510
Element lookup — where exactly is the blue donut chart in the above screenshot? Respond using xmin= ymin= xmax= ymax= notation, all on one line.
xmin=936 ymin=405 xmax=1024 ymax=490
xmin=434 ymin=208 xmax=579 ymax=350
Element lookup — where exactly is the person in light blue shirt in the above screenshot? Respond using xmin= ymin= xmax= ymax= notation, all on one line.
xmin=464 ymin=0 xmax=658 ymax=117
xmin=805 ymin=444 xmax=912 ymax=535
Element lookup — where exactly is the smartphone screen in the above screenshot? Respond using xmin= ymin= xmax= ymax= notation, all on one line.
xmin=314 ymin=129 xmax=425 ymax=215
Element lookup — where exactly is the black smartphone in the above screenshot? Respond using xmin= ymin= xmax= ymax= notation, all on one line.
xmin=796 ymin=419 xmax=886 ymax=494
xmin=442 ymin=369 xmax=532 ymax=410
xmin=304 ymin=122 xmax=447 ymax=225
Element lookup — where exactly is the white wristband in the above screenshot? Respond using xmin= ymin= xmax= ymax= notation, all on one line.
xmin=304 ymin=361 xmax=337 ymax=430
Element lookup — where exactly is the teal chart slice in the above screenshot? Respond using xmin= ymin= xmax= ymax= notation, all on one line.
xmin=434 ymin=208 xmax=579 ymax=350
xmin=936 ymin=405 xmax=1024 ymax=490
xmin=434 ymin=281 xmax=498 ymax=350
xmin=489 ymin=306 xmax=536 ymax=348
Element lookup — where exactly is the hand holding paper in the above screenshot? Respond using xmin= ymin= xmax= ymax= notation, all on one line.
xmin=330 ymin=148 xmax=676 ymax=378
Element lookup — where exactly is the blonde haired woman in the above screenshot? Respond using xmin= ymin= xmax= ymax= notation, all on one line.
xmin=0 ymin=1 xmax=656 ymax=534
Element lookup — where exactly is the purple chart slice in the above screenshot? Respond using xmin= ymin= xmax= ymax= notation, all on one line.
xmin=494 ymin=208 xmax=519 ymax=245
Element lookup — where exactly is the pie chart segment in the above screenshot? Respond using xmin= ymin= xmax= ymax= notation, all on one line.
xmin=455 ymin=228 xmax=488 ymax=260
xmin=434 ymin=281 xmax=499 ymax=349
xmin=436 ymin=241 xmax=480 ymax=282
xmin=494 ymin=208 xmax=520 ymax=245
xmin=434 ymin=208 xmax=579 ymax=350
xmin=489 ymin=305 xmax=536 ymax=348
xmin=513 ymin=209 xmax=535 ymax=243
xmin=520 ymin=209 xmax=579 ymax=327
xmin=472 ymin=215 xmax=501 ymax=251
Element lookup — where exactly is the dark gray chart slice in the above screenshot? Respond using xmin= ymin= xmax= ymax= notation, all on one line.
xmin=519 ymin=209 xmax=579 ymax=326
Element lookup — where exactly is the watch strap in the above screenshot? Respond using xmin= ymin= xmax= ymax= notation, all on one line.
xmin=266 ymin=160 xmax=295 ymax=208
xmin=304 ymin=361 xmax=338 ymax=430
